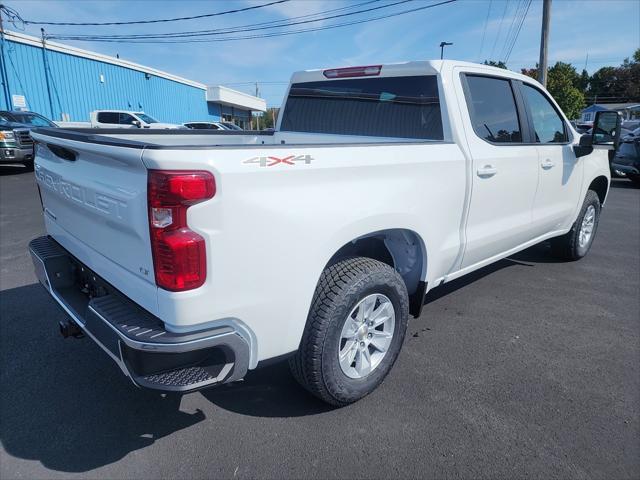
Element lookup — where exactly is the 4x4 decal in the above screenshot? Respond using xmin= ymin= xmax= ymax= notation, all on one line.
xmin=243 ymin=154 xmax=313 ymax=167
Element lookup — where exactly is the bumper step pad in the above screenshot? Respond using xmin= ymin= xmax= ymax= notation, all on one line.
xmin=89 ymin=295 xmax=234 ymax=345
xmin=143 ymin=367 xmax=216 ymax=387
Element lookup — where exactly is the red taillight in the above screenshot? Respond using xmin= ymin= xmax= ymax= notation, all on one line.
xmin=147 ymin=170 xmax=215 ymax=291
xmin=322 ymin=65 xmax=382 ymax=79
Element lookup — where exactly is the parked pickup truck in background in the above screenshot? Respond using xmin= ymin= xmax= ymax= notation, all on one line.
xmin=29 ymin=60 xmax=620 ymax=405
xmin=0 ymin=110 xmax=58 ymax=168
xmin=612 ymin=136 xmax=640 ymax=185
xmin=0 ymin=121 xmax=33 ymax=167
xmin=57 ymin=110 xmax=185 ymax=129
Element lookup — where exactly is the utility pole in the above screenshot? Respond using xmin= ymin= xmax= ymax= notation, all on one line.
xmin=537 ymin=0 xmax=551 ymax=87
xmin=440 ymin=41 xmax=453 ymax=60
xmin=0 ymin=4 xmax=13 ymax=109
xmin=254 ymin=82 xmax=260 ymax=131
xmin=40 ymin=28 xmax=56 ymax=118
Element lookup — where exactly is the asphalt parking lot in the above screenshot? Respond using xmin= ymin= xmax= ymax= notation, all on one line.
xmin=1 ymin=166 xmax=639 ymax=479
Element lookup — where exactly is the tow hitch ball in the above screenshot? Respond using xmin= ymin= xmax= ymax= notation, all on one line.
xmin=59 ymin=320 xmax=84 ymax=339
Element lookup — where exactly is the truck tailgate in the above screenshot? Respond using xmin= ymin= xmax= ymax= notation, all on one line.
xmin=31 ymin=132 xmax=155 ymax=293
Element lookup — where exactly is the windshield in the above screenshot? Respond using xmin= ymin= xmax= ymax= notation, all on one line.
xmin=11 ymin=113 xmax=56 ymax=127
xmin=136 ymin=113 xmax=158 ymax=124
xmin=221 ymin=122 xmax=242 ymax=131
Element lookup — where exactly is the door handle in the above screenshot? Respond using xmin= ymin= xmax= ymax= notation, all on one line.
xmin=541 ymin=159 xmax=555 ymax=169
xmin=477 ymin=165 xmax=497 ymax=177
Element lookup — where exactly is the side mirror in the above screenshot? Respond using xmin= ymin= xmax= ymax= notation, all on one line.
xmin=592 ymin=111 xmax=621 ymax=150
xmin=573 ymin=133 xmax=593 ymax=158
xmin=132 ymin=120 xmax=142 ymax=128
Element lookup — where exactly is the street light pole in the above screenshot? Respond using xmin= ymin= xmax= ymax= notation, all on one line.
xmin=440 ymin=41 xmax=453 ymax=60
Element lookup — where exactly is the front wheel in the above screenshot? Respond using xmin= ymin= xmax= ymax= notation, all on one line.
xmin=550 ymin=190 xmax=601 ymax=260
xmin=289 ymin=257 xmax=409 ymax=406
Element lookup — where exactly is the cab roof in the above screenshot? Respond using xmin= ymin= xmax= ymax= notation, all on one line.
xmin=289 ymin=59 xmax=542 ymax=88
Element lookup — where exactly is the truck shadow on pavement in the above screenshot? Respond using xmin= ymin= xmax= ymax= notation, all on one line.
xmin=0 ymin=283 xmax=333 ymax=472
xmin=0 ymin=283 xmax=206 ymax=473
xmin=422 ymin=241 xmax=561 ymax=305
xmin=200 ymin=362 xmax=334 ymax=418
xmin=0 ymin=165 xmax=32 ymax=176
xmin=611 ymin=178 xmax=639 ymax=189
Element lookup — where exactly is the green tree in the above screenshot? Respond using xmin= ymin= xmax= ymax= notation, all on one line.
xmin=588 ymin=50 xmax=640 ymax=103
xmin=253 ymin=108 xmax=279 ymax=130
xmin=483 ymin=60 xmax=507 ymax=69
xmin=620 ymin=49 xmax=640 ymax=101
xmin=589 ymin=66 xmax=621 ymax=102
xmin=520 ymin=67 xmax=537 ymax=79
xmin=578 ymin=69 xmax=590 ymax=93
xmin=519 ymin=50 xmax=640 ymax=110
xmin=546 ymin=62 xmax=585 ymax=119
xmin=550 ymin=62 xmax=582 ymax=89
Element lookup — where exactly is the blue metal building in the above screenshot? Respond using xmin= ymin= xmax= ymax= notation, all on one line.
xmin=0 ymin=30 xmax=265 ymax=127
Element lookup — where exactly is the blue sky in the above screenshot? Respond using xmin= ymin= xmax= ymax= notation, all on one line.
xmin=6 ymin=0 xmax=640 ymax=106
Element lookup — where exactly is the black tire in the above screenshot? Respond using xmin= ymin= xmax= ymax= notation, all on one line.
xmin=550 ymin=190 xmax=601 ymax=260
xmin=628 ymin=174 xmax=640 ymax=186
xmin=289 ymin=257 xmax=409 ymax=406
xmin=23 ymin=160 xmax=34 ymax=172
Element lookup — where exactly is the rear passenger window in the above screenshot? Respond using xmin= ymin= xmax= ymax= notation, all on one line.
xmin=280 ymin=76 xmax=443 ymax=140
xmin=97 ymin=112 xmax=118 ymax=124
xmin=522 ymin=84 xmax=567 ymax=143
xmin=465 ymin=75 xmax=522 ymax=143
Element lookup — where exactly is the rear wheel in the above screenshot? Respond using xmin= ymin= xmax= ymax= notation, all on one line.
xmin=550 ymin=190 xmax=601 ymax=260
xmin=289 ymin=257 xmax=409 ymax=406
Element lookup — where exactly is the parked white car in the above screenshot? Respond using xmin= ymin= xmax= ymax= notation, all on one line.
xmin=183 ymin=121 xmax=231 ymax=130
xmin=29 ymin=60 xmax=618 ymax=405
xmin=219 ymin=122 xmax=243 ymax=131
xmin=57 ymin=110 xmax=184 ymax=129
xmin=183 ymin=122 xmax=244 ymax=131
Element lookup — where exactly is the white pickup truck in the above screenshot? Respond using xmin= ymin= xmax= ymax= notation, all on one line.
xmin=57 ymin=110 xmax=184 ymax=129
xmin=29 ymin=60 xmax=620 ymax=406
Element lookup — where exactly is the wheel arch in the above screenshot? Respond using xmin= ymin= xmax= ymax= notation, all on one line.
xmin=326 ymin=228 xmax=428 ymax=318
xmin=588 ymin=175 xmax=609 ymax=206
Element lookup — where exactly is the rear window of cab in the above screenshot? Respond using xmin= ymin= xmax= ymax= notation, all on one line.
xmin=280 ymin=76 xmax=443 ymax=140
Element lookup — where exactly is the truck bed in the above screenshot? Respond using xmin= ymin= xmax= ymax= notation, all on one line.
xmin=34 ymin=127 xmax=277 ymax=148
xmin=34 ymin=127 xmax=442 ymax=149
